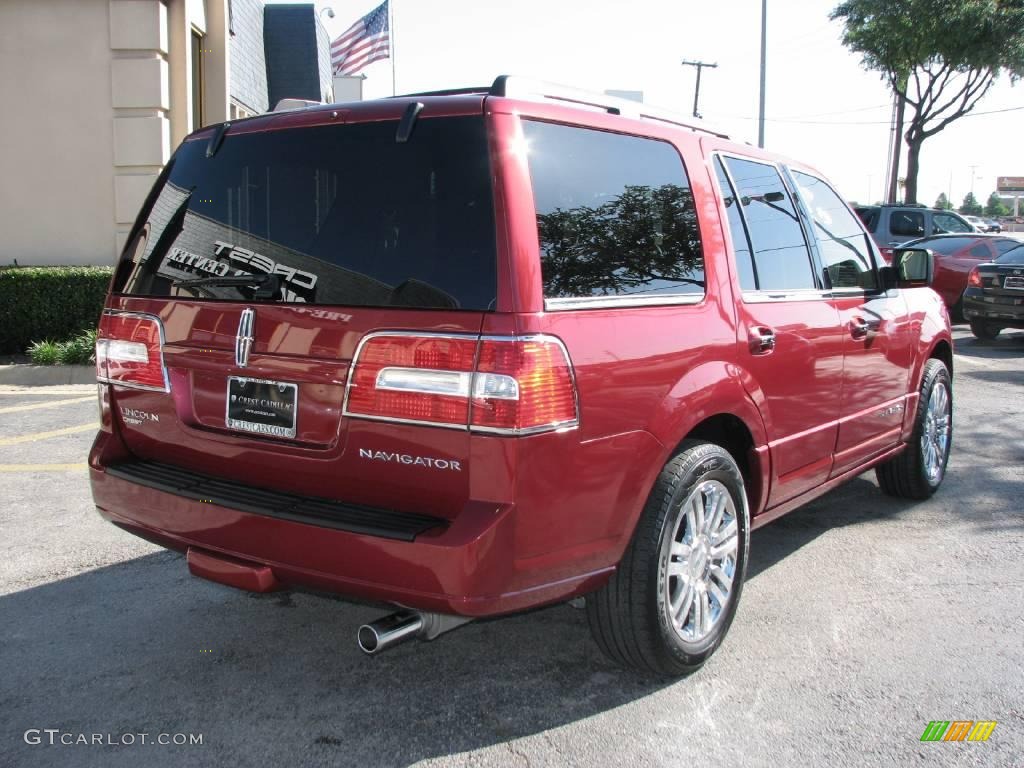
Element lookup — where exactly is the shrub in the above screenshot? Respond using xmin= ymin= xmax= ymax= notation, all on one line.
xmin=57 ymin=329 xmax=97 ymax=365
xmin=27 ymin=339 xmax=62 ymax=366
xmin=0 ymin=266 xmax=112 ymax=354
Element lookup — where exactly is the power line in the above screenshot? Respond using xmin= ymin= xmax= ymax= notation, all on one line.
xmin=717 ymin=104 xmax=1024 ymax=125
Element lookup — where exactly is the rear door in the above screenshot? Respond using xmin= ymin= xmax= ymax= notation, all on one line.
xmin=106 ymin=105 xmax=498 ymax=519
xmin=710 ymin=152 xmax=844 ymax=507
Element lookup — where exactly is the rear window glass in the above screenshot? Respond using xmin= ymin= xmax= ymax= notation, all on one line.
xmin=114 ymin=116 xmax=497 ymax=310
xmin=521 ymin=120 xmax=704 ymax=303
xmin=912 ymin=236 xmax=977 ymax=255
xmin=996 ymin=245 xmax=1024 ymax=264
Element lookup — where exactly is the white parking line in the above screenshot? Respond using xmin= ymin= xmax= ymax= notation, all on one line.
xmin=954 ymin=355 xmax=996 ymax=369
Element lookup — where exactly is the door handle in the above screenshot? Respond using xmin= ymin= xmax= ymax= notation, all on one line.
xmin=748 ymin=326 xmax=776 ymax=355
xmin=849 ymin=317 xmax=878 ymax=339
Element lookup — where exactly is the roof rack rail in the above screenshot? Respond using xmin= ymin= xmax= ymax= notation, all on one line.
xmin=488 ymin=75 xmax=729 ymax=139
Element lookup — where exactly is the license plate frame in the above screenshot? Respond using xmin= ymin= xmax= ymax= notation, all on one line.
xmin=226 ymin=377 xmax=298 ymax=439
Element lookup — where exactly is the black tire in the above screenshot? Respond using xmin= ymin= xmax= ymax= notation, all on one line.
xmin=876 ymin=359 xmax=952 ymax=499
xmin=969 ymin=320 xmax=1001 ymax=341
xmin=587 ymin=441 xmax=750 ymax=677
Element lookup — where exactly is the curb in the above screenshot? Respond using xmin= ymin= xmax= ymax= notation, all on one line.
xmin=0 ymin=365 xmax=95 ymax=386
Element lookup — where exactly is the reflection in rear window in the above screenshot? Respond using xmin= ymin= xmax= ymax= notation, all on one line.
xmin=114 ymin=117 xmax=497 ymax=310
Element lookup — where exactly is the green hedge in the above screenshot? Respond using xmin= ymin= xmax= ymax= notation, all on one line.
xmin=0 ymin=266 xmax=113 ymax=354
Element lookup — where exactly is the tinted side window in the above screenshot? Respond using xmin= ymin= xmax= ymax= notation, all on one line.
xmin=969 ymin=243 xmax=992 ymax=258
xmin=713 ymin=157 xmax=757 ymax=291
xmin=890 ymin=211 xmax=925 ymax=237
xmin=522 ymin=120 xmax=704 ymax=301
xmin=996 ymin=239 xmax=1022 ymax=255
xmin=933 ymin=213 xmax=972 ymax=234
xmin=792 ymin=171 xmax=877 ymax=290
xmin=723 ymin=156 xmax=815 ymax=291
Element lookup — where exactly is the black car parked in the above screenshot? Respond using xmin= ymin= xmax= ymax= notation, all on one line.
xmin=963 ymin=244 xmax=1024 ymax=340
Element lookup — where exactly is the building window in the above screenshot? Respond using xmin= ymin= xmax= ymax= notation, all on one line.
xmin=190 ymin=29 xmax=205 ymax=131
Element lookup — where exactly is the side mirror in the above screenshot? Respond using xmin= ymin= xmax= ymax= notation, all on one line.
xmin=892 ymin=247 xmax=933 ymax=287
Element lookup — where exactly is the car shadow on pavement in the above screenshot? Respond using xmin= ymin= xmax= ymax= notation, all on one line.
xmin=0 ymin=549 xmax=674 ymax=768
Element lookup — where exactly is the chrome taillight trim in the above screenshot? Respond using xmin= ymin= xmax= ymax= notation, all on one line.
xmin=342 ymin=331 xmax=580 ymax=435
xmin=96 ymin=310 xmax=171 ymax=393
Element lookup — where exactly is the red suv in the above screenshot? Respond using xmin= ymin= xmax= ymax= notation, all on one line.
xmin=89 ymin=76 xmax=954 ymax=677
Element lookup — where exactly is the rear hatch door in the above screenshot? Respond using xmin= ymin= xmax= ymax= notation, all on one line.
xmin=106 ymin=101 xmax=497 ymax=520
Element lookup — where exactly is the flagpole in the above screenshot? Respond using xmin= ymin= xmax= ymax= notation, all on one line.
xmin=389 ymin=0 xmax=396 ymax=96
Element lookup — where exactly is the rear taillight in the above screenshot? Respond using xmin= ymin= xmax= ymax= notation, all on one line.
xmin=879 ymin=247 xmax=894 ymax=264
xmin=967 ymin=268 xmax=983 ymax=287
xmin=343 ymin=333 xmax=578 ymax=435
xmin=96 ymin=312 xmax=169 ymax=392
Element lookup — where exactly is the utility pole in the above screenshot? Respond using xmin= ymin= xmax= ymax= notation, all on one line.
xmin=968 ymin=164 xmax=980 ymax=197
xmin=681 ymin=59 xmax=717 ymax=119
xmin=758 ymin=0 xmax=767 ymax=148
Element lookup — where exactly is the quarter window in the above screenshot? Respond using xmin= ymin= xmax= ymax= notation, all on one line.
xmin=792 ymin=171 xmax=877 ymax=290
xmin=522 ymin=120 xmax=704 ymax=302
xmin=721 ymin=156 xmax=816 ymax=291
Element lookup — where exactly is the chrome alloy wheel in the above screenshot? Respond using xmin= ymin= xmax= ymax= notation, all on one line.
xmin=662 ymin=479 xmax=739 ymax=643
xmin=921 ymin=381 xmax=951 ymax=484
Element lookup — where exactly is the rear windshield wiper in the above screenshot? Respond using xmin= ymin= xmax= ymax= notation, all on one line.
xmin=172 ymin=273 xmax=281 ymax=299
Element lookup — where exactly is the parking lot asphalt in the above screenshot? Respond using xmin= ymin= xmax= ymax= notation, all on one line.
xmin=1 ymin=326 xmax=1022 ymax=768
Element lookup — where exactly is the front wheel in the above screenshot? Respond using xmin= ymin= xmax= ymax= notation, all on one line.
xmin=587 ymin=441 xmax=749 ymax=677
xmin=876 ymin=359 xmax=952 ymax=499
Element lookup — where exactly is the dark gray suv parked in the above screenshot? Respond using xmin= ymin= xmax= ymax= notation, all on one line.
xmin=855 ymin=204 xmax=974 ymax=260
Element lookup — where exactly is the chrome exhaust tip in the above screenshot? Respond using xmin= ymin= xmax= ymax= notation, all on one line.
xmin=357 ymin=611 xmax=424 ymax=655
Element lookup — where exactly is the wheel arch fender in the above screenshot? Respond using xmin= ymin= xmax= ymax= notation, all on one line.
xmin=643 ymin=361 xmax=771 ymax=518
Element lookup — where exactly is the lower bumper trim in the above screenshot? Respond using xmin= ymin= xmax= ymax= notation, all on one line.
xmin=105 ymin=459 xmax=446 ymax=542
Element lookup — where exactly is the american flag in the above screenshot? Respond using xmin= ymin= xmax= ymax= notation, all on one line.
xmin=331 ymin=1 xmax=390 ymax=76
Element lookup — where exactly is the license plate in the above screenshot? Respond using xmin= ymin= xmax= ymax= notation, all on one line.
xmin=226 ymin=377 xmax=297 ymax=438
xmin=1004 ymin=276 xmax=1024 ymax=290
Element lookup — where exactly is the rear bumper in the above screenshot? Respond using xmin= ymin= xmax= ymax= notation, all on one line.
xmin=89 ymin=434 xmax=616 ymax=617
xmin=963 ymin=293 xmax=1024 ymax=326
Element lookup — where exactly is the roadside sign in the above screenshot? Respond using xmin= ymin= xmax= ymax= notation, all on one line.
xmin=996 ymin=176 xmax=1024 ymax=192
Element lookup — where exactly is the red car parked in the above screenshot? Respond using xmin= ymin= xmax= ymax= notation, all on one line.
xmin=90 ymin=76 xmax=954 ymax=676
xmin=902 ymin=233 xmax=1023 ymax=317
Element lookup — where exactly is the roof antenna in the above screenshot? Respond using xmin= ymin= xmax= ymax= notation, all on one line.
xmin=395 ymin=102 xmax=424 ymax=143
xmin=206 ymin=122 xmax=231 ymax=158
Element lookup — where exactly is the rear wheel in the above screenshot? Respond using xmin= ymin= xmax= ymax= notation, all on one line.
xmin=876 ymin=359 xmax=952 ymax=499
xmin=587 ymin=441 xmax=749 ymax=677
xmin=969 ymin=320 xmax=1001 ymax=341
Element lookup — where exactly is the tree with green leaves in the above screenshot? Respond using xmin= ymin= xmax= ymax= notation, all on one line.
xmin=831 ymin=0 xmax=1024 ymax=204
xmin=934 ymin=192 xmax=953 ymax=210
xmin=984 ymin=191 xmax=1009 ymax=217
xmin=959 ymin=191 xmax=983 ymax=216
